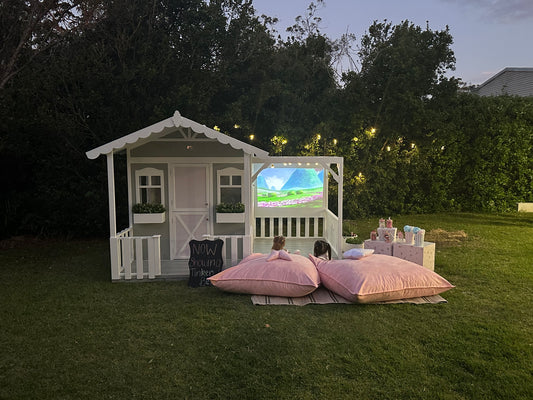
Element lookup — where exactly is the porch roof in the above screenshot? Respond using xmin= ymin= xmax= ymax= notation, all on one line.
xmin=85 ymin=110 xmax=269 ymax=159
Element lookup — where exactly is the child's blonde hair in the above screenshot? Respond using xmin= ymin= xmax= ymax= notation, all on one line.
xmin=272 ymin=235 xmax=286 ymax=250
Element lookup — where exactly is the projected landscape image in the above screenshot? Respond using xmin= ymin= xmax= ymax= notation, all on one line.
xmin=256 ymin=167 xmax=324 ymax=208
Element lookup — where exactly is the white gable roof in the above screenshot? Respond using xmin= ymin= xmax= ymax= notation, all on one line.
xmin=86 ymin=111 xmax=269 ymax=159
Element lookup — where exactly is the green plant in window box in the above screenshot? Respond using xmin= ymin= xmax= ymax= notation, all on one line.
xmin=132 ymin=203 xmax=166 ymax=214
xmin=216 ymin=202 xmax=245 ymax=213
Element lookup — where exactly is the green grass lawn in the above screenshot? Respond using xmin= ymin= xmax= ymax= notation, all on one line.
xmin=257 ymin=188 xmax=323 ymax=208
xmin=1 ymin=213 xmax=532 ymax=399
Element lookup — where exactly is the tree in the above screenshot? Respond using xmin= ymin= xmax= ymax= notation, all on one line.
xmin=0 ymin=0 xmax=95 ymax=90
xmin=337 ymin=20 xmax=459 ymax=217
xmin=344 ymin=20 xmax=457 ymax=143
xmin=0 ymin=0 xmax=282 ymax=237
xmin=2 ymin=2 xmax=529 ymax=238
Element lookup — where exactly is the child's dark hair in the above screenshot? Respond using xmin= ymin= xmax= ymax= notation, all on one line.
xmin=314 ymin=240 xmax=331 ymax=259
xmin=272 ymin=235 xmax=286 ymax=250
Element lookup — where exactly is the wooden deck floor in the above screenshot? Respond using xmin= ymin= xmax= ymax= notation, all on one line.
xmin=155 ymin=237 xmax=334 ymax=281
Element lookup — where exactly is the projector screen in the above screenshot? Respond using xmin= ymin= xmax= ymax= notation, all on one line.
xmin=256 ymin=167 xmax=324 ymax=208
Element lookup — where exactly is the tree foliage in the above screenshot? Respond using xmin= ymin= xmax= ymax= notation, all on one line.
xmin=0 ymin=0 xmax=87 ymax=90
xmin=0 ymin=0 xmax=531 ymax=238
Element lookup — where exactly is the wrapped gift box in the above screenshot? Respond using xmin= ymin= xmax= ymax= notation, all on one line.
xmin=377 ymin=227 xmax=397 ymax=241
xmin=393 ymin=241 xmax=435 ymax=271
xmin=364 ymin=239 xmax=393 ymax=256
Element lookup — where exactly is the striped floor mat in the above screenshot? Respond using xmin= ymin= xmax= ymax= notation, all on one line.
xmin=251 ymin=287 xmax=447 ymax=306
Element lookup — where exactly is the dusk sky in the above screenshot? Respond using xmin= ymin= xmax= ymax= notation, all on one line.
xmin=252 ymin=0 xmax=533 ymax=85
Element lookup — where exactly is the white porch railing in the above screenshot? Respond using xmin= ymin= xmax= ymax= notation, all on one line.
xmin=254 ymin=216 xmax=325 ymax=238
xmin=324 ymin=209 xmax=340 ymax=254
xmin=110 ymin=227 xmax=161 ymax=281
xmin=204 ymin=235 xmax=249 ymax=266
xmin=107 ymin=214 xmax=339 ymax=281
xmin=255 ymin=211 xmax=340 ymax=256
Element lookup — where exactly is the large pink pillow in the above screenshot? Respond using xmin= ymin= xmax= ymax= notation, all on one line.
xmin=309 ymin=254 xmax=454 ymax=303
xmin=208 ymin=253 xmax=320 ymax=297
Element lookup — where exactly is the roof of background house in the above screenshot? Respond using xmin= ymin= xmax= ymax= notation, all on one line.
xmin=476 ymin=67 xmax=533 ymax=97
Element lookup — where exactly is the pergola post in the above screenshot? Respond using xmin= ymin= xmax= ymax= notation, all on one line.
xmin=106 ymin=152 xmax=117 ymax=237
xmin=337 ymin=161 xmax=344 ymax=258
xmin=106 ymin=152 xmax=120 ymax=280
xmin=243 ymin=154 xmax=253 ymax=256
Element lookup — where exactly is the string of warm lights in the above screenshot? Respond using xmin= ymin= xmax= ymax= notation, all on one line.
xmin=214 ymin=124 xmax=445 ymax=154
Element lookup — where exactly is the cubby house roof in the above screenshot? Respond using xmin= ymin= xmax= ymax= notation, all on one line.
xmin=86 ymin=110 xmax=269 ymax=159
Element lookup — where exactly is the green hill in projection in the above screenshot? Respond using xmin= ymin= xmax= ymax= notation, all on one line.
xmin=281 ymin=168 xmax=322 ymax=190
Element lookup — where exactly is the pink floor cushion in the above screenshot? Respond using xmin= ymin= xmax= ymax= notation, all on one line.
xmin=309 ymin=254 xmax=454 ymax=303
xmin=209 ymin=253 xmax=320 ymax=297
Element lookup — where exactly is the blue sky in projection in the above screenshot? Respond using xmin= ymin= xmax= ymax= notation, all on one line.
xmin=257 ymin=168 xmax=324 ymax=191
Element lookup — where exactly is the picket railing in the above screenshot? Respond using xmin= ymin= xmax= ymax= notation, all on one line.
xmin=254 ymin=211 xmax=340 ymax=256
xmin=110 ymin=227 xmax=161 ymax=280
xmin=254 ymin=215 xmax=324 ymax=238
xmin=202 ymin=234 xmax=249 ymax=266
xmin=107 ymin=212 xmax=339 ymax=281
xmin=324 ymin=209 xmax=340 ymax=254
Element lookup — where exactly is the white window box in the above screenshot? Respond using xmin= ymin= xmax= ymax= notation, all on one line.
xmin=134 ymin=213 xmax=166 ymax=224
xmin=216 ymin=213 xmax=245 ymax=223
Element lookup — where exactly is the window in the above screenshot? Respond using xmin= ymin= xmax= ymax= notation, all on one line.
xmin=135 ymin=168 xmax=164 ymax=205
xmin=217 ymin=167 xmax=243 ymax=204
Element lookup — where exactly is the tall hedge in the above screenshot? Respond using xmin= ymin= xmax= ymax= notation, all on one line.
xmin=1 ymin=1 xmax=532 ymax=238
xmin=340 ymin=94 xmax=533 ymax=218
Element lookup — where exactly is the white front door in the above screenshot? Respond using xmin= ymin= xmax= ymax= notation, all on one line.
xmin=170 ymin=165 xmax=210 ymax=259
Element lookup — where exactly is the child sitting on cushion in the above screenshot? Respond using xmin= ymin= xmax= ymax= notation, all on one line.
xmin=272 ymin=235 xmax=286 ymax=251
xmin=313 ymin=240 xmax=331 ymax=260
xmin=272 ymin=235 xmax=300 ymax=254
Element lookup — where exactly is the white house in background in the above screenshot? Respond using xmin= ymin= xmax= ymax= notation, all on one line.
xmin=476 ymin=67 xmax=533 ymax=97
xmin=86 ymin=111 xmax=344 ymax=281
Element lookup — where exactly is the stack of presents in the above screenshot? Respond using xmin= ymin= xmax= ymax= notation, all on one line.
xmin=364 ymin=218 xmax=435 ymax=270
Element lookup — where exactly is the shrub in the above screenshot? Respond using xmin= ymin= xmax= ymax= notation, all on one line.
xmin=216 ymin=202 xmax=245 ymax=213
xmin=345 ymin=236 xmax=363 ymax=244
xmin=132 ymin=203 xmax=166 ymax=214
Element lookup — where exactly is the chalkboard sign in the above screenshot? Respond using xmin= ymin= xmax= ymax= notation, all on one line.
xmin=188 ymin=239 xmax=224 ymax=287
